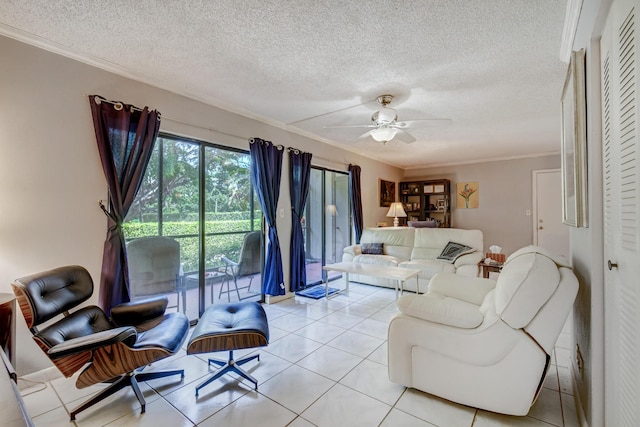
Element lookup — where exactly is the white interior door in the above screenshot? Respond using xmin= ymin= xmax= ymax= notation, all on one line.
xmin=533 ymin=169 xmax=569 ymax=259
xmin=601 ymin=1 xmax=640 ymax=425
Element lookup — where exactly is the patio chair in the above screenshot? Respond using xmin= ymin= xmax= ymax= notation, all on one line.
xmin=127 ymin=236 xmax=186 ymax=313
xmin=219 ymin=231 xmax=261 ymax=301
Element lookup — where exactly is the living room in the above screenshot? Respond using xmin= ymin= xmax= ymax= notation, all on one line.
xmin=0 ymin=1 xmax=634 ymax=426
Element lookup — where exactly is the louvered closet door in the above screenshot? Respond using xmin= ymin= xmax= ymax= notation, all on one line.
xmin=601 ymin=0 xmax=640 ymax=425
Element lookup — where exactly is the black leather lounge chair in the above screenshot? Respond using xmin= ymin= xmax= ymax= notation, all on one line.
xmin=12 ymin=265 xmax=189 ymax=421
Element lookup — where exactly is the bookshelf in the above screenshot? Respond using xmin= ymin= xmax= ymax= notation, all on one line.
xmin=399 ymin=179 xmax=451 ymax=227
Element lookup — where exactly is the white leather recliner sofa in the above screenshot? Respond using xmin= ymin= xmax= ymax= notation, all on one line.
xmin=388 ymin=246 xmax=578 ymax=415
xmin=342 ymin=227 xmax=483 ymax=292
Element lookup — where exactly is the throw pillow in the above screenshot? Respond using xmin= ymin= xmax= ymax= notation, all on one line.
xmin=361 ymin=243 xmax=384 ymax=255
xmin=437 ymin=241 xmax=474 ymax=263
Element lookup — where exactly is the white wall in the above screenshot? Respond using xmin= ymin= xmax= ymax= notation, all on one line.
xmin=0 ymin=35 xmax=403 ymax=375
xmin=404 ymin=155 xmax=561 ymax=256
xmin=566 ymin=1 xmax=610 ymax=425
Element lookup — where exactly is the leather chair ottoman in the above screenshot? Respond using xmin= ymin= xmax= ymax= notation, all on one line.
xmin=187 ymin=302 xmax=269 ymax=396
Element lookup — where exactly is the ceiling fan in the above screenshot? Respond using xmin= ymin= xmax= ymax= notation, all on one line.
xmin=325 ymin=94 xmax=450 ymax=144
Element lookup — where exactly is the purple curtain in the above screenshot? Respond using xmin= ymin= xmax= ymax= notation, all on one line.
xmin=89 ymin=95 xmax=161 ymax=312
xmin=348 ymin=164 xmax=364 ymax=244
xmin=288 ymin=148 xmax=312 ymax=292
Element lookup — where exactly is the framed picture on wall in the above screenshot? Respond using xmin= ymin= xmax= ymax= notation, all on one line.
xmin=456 ymin=182 xmax=479 ymax=209
xmin=379 ymin=179 xmax=396 ymax=207
xmin=561 ymin=49 xmax=588 ymax=227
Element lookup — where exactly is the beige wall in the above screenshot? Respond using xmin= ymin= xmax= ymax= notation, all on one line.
xmin=0 ymin=35 xmax=403 ymax=374
xmin=404 ymin=155 xmax=561 ymax=256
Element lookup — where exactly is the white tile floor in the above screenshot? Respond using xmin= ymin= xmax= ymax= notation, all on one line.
xmin=18 ymin=280 xmax=579 ymax=426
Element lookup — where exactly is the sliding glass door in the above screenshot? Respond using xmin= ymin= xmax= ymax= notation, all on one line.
xmin=203 ymin=146 xmax=262 ymax=310
xmin=124 ymin=134 xmax=262 ymax=322
xmin=304 ymin=168 xmax=351 ymax=286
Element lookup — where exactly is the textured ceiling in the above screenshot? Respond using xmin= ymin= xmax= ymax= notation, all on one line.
xmin=0 ymin=0 xmax=569 ymax=169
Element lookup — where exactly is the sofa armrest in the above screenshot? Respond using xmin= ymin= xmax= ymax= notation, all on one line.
xmin=342 ymin=245 xmax=362 ymax=261
xmin=454 ymin=251 xmax=483 ymax=267
xmin=47 ymin=327 xmax=137 ymax=359
xmin=396 ymin=294 xmax=483 ymax=328
xmin=429 ymin=272 xmax=496 ymax=306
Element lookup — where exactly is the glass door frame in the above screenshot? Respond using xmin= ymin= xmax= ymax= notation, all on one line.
xmin=304 ymin=166 xmax=351 ymax=286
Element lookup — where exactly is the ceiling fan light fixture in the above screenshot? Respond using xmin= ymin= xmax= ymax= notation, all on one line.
xmin=371 ymin=127 xmax=398 ymax=143
xmin=376 ymin=107 xmax=397 ymax=124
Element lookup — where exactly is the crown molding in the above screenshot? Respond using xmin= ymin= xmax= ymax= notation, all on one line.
xmin=403 ymin=151 xmax=561 ymax=171
xmin=560 ymin=0 xmax=584 ymax=62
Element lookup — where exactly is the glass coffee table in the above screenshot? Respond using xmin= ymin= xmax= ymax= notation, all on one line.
xmin=322 ymin=262 xmax=421 ymax=300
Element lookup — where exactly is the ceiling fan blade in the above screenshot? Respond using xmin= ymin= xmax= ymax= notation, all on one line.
xmin=394 ymin=129 xmax=416 ymax=144
xmin=287 ymin=98 xmax=376 ymax=125
xmin=357 ymin=129 xmax=376 ymax=140
xmin=324 ymin=124 xmax=375 ymax=129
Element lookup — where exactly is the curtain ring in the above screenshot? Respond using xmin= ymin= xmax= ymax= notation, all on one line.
xmin=114 ymin=102 xmax=123 ymax=111
xmin=93 ymin=96 xmax=102 ymax=105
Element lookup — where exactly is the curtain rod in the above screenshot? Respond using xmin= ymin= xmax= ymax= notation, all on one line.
xmin=163 ymin=116 xmax=248 ymax=141
xmin=90 ymin=95 xmax=147 ymax=113
xmin=87 ymin=95 xmax=352 ymax=166
xmin=87 ymin=94 xmax=249 ymax=141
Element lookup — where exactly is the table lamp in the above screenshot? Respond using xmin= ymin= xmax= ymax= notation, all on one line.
xmin=386 ymin=202 xmax=407 ymax=227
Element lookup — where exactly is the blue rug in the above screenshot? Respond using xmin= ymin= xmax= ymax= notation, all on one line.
xmin=296 ymin=285 xmax=339 ymax=299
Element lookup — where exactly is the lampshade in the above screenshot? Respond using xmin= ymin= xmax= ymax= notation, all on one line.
xmin=371 ymin=127 xmax=399 ymax=143
xmin=386 ymin=202 xmax=406 ymax=227
xmin=386 ymin=202 xmax=407 ymax=218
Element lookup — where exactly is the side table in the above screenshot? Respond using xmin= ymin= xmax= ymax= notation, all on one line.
xmin=184 ymin=270 xmax=228 ymax=304
xmin=478 ymin=262 xmax=503 ymax=279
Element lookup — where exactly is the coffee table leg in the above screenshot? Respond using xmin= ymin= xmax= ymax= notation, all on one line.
xmin=345 ymin=273 xmax=349 ymax=296
xmin=325 ymin=273 xmax=329 ymax=298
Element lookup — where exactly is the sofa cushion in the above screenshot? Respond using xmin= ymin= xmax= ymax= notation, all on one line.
xmin=495 ymin=252 xmax=560 ymax=329
xmin=361 ymin=243 xmax=384 ymax=255
xmin=437 ymin=242 xmax=475 ymax=263
xmin=361 ymin=228 xmax=415 ymax=260
xmin=411 ymin=228 xmax=483 ymax=260
xmin=361 ymin=228 xmax=415 ymax=246
xmin=396 ymin=294 xmax=484 ymax=328
xmin=353 ymin=254 xmax=401 ymax=267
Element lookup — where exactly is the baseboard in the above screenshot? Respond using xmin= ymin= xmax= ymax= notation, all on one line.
xmin=19 ymin=366 xmax=60 ymax=384
xmin=571 ymin=364 xmax=589 ymax=427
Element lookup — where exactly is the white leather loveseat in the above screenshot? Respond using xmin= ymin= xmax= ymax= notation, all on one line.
xmin=342 ymin=227 xmax=483 ymax=292
xmin=387 ymin=246 xmax=578 ymax=415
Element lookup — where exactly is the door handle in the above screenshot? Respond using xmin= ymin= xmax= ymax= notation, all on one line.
xmin=608 ymin=260 xmax=618 ymax=270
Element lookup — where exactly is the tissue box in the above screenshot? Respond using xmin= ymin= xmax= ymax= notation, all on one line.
xmin=485 ymin=252 xmax=506 ymax=263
